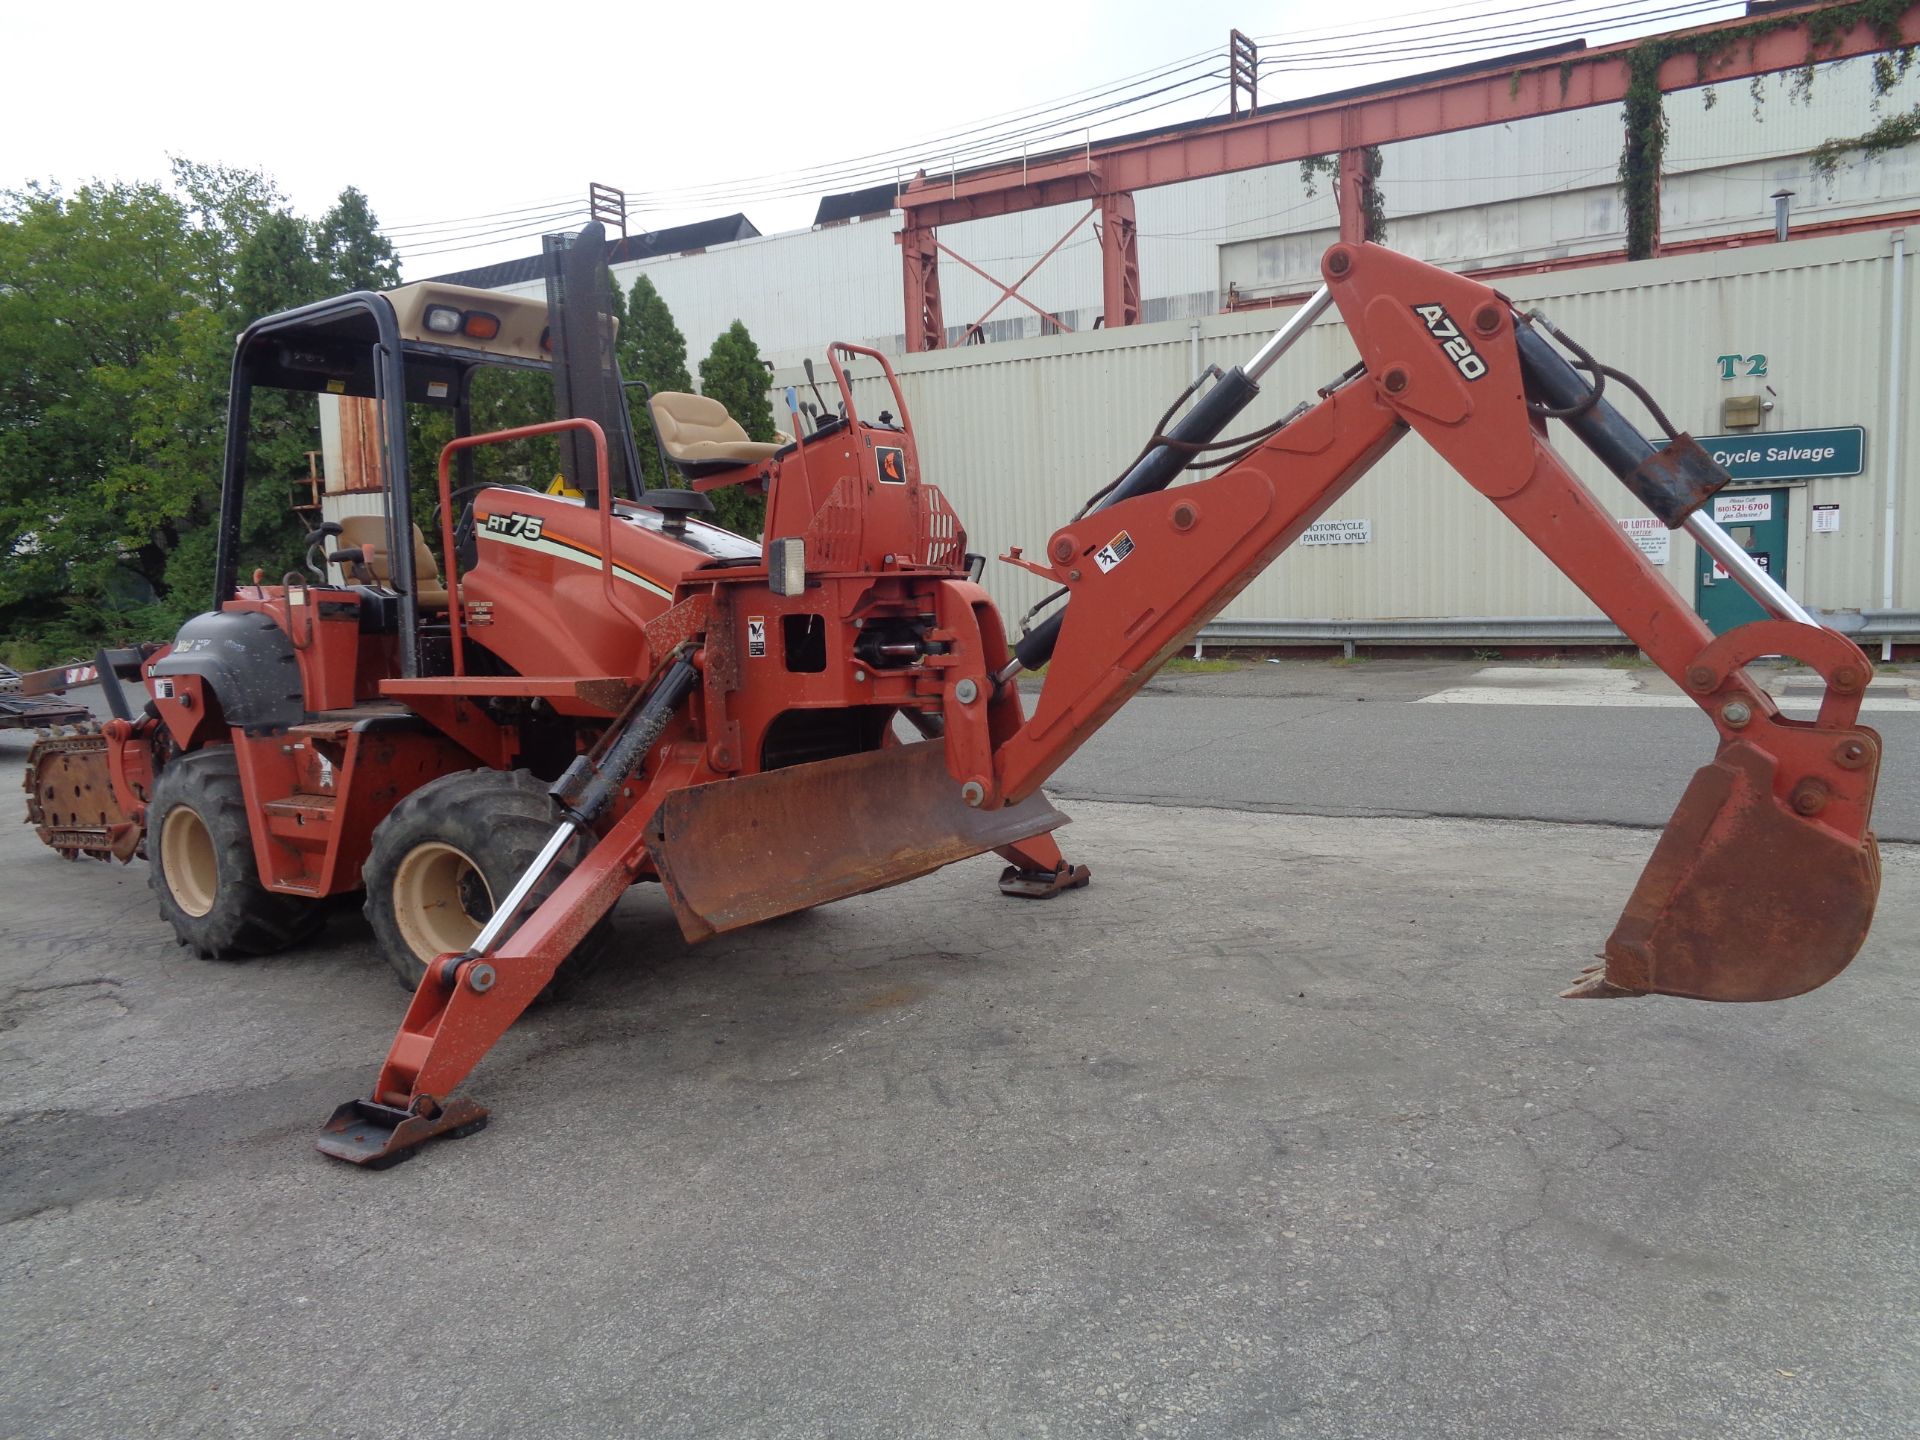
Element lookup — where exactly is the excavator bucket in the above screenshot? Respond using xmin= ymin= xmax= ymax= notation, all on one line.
xmin=647 ymin=740 xmax=1068 ymax=941
xmin=1570 ymin=736 xmax=1882 ymax=1002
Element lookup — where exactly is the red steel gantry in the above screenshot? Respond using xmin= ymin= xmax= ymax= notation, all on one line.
xmin=896 ymin=2 xmax=1920 ymax=350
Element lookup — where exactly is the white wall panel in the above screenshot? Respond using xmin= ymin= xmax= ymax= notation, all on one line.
xmin=775 ymin=231 xmax=1913 ymax=628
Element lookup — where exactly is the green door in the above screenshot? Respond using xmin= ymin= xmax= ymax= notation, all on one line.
xmin=1694 ymin=487 xmax=1790 ymax=634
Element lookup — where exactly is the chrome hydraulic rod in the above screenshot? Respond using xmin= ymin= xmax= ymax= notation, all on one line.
xmin=1514 ymin=317 xmax=1822 ymax=629
xmin=466 ymin=822 xmax=579 ymax=958
xmin=1244 ymin=285 xmax=1333 ymax=381
xmin=454 ymin=654 xmax=701 ymax=967
xmin=1684 ymin=511 xmax=1817 ymax=625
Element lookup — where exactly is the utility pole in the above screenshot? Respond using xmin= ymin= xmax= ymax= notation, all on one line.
xmin=588 ymin=182 xmax=627 ymax=239
xmin=1229 ymin=30 xmax=1258 ymax=117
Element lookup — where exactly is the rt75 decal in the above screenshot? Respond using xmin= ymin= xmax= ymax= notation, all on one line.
xmin=483 ymin=512 xmax=544 ymax=541
xmin=1413 ymin=304 xmax=1488 ymax=381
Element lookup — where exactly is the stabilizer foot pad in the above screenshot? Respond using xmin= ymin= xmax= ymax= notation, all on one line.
xmin=998 ymin=862 xmax=1092 ymax=900
xmin=316 ymin=1094 xmax=490 ymax=1169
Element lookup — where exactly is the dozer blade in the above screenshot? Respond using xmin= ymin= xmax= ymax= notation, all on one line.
xmin=647 ymin=740 xmax=1068 ymax=941
xmin=23 ymin=728 xmax=142 ymax=863
xmin=1570 ymin=739 xmax=1880 ymax=1002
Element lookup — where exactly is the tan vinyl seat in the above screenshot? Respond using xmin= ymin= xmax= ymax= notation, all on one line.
xmin=337 ymin=516 xmax=449 ymax=609
xmin=648 ymin=392 xmax=781 ymax=472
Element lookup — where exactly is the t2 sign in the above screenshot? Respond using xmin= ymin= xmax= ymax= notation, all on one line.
xmin=1717 ymin=354 xmax=1768 ymax=379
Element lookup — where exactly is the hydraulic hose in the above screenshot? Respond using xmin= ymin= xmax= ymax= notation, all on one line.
xmin=1007 ymin=368 xmax=1262 ymax=674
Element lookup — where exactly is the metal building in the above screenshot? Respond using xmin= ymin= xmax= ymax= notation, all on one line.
xmin=438 ymin=53 xmax=1920 ymax=370
xmin=408 ymin=13 xmax=1920 ymax=644
xmin=776 ymin=229 xmax=1911 ymax=647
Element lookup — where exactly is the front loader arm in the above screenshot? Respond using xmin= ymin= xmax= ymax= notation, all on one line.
xmin=987 ymin=241 xmax=1880 ymax=1005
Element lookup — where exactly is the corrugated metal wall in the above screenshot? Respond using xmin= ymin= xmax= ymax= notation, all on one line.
xmin=773 ymin=229 xmax=1914 ymax=627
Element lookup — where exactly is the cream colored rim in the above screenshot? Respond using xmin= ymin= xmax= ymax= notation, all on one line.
xmin=160 ymin=806 xmax=218 ymax=919
xmin=392 ymin=841 xmax=493 ymax=964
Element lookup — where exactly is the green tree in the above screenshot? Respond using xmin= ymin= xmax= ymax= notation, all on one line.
xmin=0 ymin=166 xmax=382 ymax=662
xmin=168 ymin=157 xmax=282 ymax=295
xmin=0 ymin=180 xmax=219 ymax=656
xmin=697 ymin=319 xmax=775 ymax=537
xmin=622 ymin=272 xmax=693 ymax=489
xmin=232 ymin=211 xmax=326 ymax=324
xmin=317 ymin=185 xmax=401 ymax=292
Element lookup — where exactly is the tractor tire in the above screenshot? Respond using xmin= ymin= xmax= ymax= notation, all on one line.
xmin=147 ymin=747 xmax=323 ymax=960
xmin=361 ymin=768 xmax=614 ymax=993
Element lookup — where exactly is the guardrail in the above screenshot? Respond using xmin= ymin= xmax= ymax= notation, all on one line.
xmin=1194 ymin=611 xmax=1920 ymax=656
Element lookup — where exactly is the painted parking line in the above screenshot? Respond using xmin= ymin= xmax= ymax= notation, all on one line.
xmin=1416 ymin=667 xmax=1920 ymax=712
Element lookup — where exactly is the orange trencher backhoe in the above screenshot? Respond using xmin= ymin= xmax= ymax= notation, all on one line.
xmin=21 ymin=226 xmax=1882 ymax=1166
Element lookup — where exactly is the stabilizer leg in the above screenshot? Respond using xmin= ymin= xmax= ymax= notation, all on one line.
xmin=994 ymin=831 xmax=1092 ymax=899
xmin=320 ymin=654 xmax=701 ymax=1168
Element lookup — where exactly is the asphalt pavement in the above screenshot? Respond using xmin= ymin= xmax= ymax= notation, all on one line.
xmin=2 ymin=664 xmax=1916 ymax=1439
xmin=1040 ymin=660 xmax=1920 ymax=840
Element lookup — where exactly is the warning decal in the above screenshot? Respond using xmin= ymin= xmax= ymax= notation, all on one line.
xmin=747 ymin=616 xmax=767 ymax=658
xmin=1093 ymin=530 xmax=1135 ymax=573
xmin=875 ymin=446 xmax=907 ymax=484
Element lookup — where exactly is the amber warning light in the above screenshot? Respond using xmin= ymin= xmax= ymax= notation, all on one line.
xmin=424 ymin=304 xmax=502 ymax=341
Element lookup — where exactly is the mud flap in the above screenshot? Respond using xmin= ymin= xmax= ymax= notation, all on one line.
xmin=1572 ymin=741 xmax=1881 ymax=1002
xmin=646 ymin=741 xmax=1069 ymax=941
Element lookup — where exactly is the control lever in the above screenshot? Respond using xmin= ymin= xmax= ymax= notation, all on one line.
xmin=803 ymin=357 xmax=831 ymax=419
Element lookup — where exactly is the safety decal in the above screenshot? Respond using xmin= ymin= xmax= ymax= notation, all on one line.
xmin=747 ymin=616 xmax=767 ymax=658
xmin=1093 ymin=530 xmax=1135 ymax=573
xmin=875 ymin=446 xmax=907 ymax=484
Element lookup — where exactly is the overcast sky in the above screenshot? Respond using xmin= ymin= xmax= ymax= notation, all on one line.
xmin=3 ymin=0 xmax=1744 ymax=278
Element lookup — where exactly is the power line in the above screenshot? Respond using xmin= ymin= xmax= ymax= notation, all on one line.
xmin=391 ymin=205 xmax=588 ymax=249
xmin=1252 ymin=0 xmax=1738 ymax=49
xmin=624 ymin=63 xmax=1228 ymax=208
xmin=1256 ymin=0 xmax=1735 ymax=70
xmin=627 ymin=0 xmax=1731 ymax=212
xmin=390 ymin=0 xmax=1759 ymax=263
xmin=382 ymin=192 xmax=583 ymax=234
xmin=623 ymin=70 xmax=1231 ymax=212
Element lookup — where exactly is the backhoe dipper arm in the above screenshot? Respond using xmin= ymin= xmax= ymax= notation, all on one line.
xmin=988 ymin=242 xmax=1880 ymax=1006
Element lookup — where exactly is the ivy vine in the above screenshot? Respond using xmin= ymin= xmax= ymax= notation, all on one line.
xmin=1628 ymin=1 xmax=1914 ymax=256
xmin=1812 ymin=101 xmax=1920 ymax=175
xmin=1299 ymin=146 xmax=1387 ymax=242
xmin=1507 ymin=0 xmax=1916 ymax=260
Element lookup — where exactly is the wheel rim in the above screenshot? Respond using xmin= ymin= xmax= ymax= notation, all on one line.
xmin=160 ymin=806 xmax=219 ymax=918
xmin=392 ymin=841 xmax=494 ymax=965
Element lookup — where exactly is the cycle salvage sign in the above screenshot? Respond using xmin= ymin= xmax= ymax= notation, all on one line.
xmin=1652 ymin=426 xmax=1864 ymax=482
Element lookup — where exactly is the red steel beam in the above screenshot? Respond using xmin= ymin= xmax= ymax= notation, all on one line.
xmin=899 ymin=3 xmax=1920 ymax=229
xmin=946 ymin=205 xmax=1095 ymax=338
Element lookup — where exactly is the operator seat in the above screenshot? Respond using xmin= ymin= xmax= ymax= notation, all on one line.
xmin=336 ymin=516 xmax=449 ymax=609
xmin=649 ymin=392 xmax=781 ymax=479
